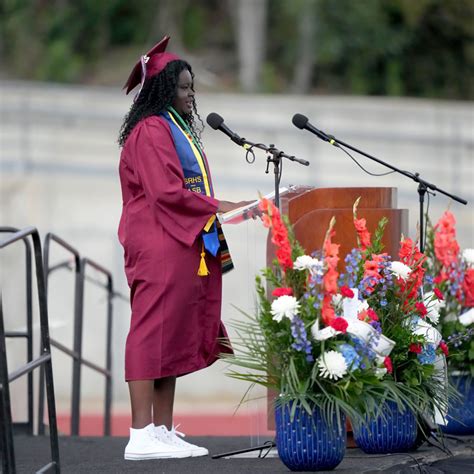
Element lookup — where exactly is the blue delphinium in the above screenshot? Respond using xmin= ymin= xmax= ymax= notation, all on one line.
xmin=341 ymin=248 xmax=363 ymax=288
xmin=290 ymin=316 xmax=314 ymax=362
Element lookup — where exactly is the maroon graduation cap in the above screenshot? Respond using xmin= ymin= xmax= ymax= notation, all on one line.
xmin=123 ymin=36 xmax=180 ymax=95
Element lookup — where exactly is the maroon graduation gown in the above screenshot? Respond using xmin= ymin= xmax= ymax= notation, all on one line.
xmin=118 ymin=115 xmax=232 ymax=381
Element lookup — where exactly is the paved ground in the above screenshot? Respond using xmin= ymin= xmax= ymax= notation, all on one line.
xmin=11 ymin=433 xmax=474 ymax=473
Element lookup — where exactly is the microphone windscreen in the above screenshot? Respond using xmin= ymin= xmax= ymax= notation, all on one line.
xmin=292 ymin=113 xmax=309 ymax=130
xmin=206 ymin=112 xmax=224 ymax=130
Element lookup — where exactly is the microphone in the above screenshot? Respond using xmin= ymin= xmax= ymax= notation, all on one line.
xmin=206 ymin=113 xmax=245 ymax=146
xmin=292 ymin=113 xmax=332 ymax=143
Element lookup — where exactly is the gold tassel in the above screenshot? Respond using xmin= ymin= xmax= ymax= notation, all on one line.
xmin=197 ymin=245 xmax=210 ymax=276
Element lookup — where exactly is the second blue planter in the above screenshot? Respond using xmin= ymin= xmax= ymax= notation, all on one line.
xmin=353 ymin=401 xmax=417 ymax=454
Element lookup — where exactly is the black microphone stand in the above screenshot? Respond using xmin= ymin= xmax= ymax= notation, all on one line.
xmin=311 ymin=129 xmax=467 ymax=252
xmin=237 ymin=139 xmax=310 ymax=209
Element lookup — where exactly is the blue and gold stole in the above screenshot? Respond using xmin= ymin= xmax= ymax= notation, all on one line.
xmin=162 ymin=107 xmax=234 ymax=275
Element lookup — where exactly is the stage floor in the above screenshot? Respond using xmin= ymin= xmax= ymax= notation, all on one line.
xmin=11 ymin=434 xmax=474 ymax=473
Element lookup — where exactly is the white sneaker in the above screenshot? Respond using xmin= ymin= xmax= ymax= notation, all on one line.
xmin=124 ymin=423 xmax=192 ymax=460
xmin=155 ymin=424 xmax=209 ymax=457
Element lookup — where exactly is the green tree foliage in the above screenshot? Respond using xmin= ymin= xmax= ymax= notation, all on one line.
xmin=1 ymin=0 xmax=472 ymax=99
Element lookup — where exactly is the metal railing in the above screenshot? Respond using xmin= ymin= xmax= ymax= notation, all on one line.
xmin=0 ymin=227 xmax=34 ymax=436
xmin=0 ymin=227 xmax=60 ymax=473
xmin=39 ymin=233 xmax=114 ymax=436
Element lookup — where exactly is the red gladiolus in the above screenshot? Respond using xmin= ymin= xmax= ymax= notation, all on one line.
xmin=340 ymin=286 xmax=354 ymax=298
xmin=415 ymin=302 xmax=428 ymax=317
xmin=272 ymin=287 xmax=293 ymax=297
xmin=463 ymin=268 xmax=474 ymax=307
xmin=433 ymin=288 xmax=444 ymax=300
xmin=260 ymin=198 xmax=293 ymax=272
xmin=409 ymin=343 xmax=422 ymax=354
xmin=384 ymin=356 xmax=393 ymax=374
xmin=324 ymin=268 xmax=339 ymax=294
xmin=321 ymin=295 xmax=336 ymax=325
xmin=354 ymin=217 xmax=371 ymax=250
xmin=439 ymin=341 xmax=449 ymax=356
xmin=330 ymin=317 xmax=348 ymax=333
xmin=434 ymin=211 xmax=460 ymax=268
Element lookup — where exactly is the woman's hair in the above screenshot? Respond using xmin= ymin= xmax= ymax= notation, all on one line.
xmin=118 ymin=59 xmax=204 ymax=147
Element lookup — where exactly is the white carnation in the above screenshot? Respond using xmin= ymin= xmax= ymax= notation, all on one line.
xmin=390 ymin=261 xmax=412 ymax=280
xmin=459 ymin=308 xmax=474 ymax=326
xmin=270 ymin=295 xmax=300 ymax=323
xmin=317 ymin=351 xmax=348 ymax=380
xmin=294 ymin=255 xmax=324 ymax=275
xmin=462 ymin=248 xmax=474 ymax=268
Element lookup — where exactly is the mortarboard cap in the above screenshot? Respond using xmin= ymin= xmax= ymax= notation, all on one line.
xmin=123 ymin=36 xmax=180 ymax=95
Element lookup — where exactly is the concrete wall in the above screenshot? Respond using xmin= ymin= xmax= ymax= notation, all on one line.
xmin=1 ymin=80 xmax=473 ymax=417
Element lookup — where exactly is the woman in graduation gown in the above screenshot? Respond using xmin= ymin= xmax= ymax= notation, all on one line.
xmin=117 ymin=36 xmax=247 ymax=460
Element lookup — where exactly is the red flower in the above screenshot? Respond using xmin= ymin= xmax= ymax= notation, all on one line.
xmin=463 ymin=268 xmax=474 ymax=307
xmin=272 ymin=287 xmax=293 ymax=297
xmin=439 ymin=341 xmax=449 ymax=356
xmin=367 ymin=308 xmax=379 ymax=321
xmin=323 ymin=268 xmax=338 ymax=294
xmin=321 ymin=295 xmax=336 ymax=326
xmin=409 ymin=343 xmax=422 ymax=354
xmin=415 ymin=302 xmax=428 ymax=317
xmin=330 ymin=317 xmax=348 ymax=333
xmin=354 ymin=217 xmax=371 ymax=250
xmin=260 ymin=198 xmax=293 ymax=272
xmin=340 ymin=286 xmax=354 ymax=298
xmin=384 ymin=356 xmax=393 ymax=374
xmin=433 ymin=288 xmax=444 ymax=300
xmin=434 ymin=211 xmax=460 ymax=268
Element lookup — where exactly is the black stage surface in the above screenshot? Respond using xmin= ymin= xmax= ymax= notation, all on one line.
xmin=12 ymin=434 xmax=474 ymax=473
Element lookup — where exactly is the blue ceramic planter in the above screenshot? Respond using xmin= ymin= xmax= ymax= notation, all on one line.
xmin=275 ymin=402 xmax=346 ymax=471
xmin=353 ymin=401 xmax=417 ymax=454
xmin=442 ymin=375 xmax=474 ymax=435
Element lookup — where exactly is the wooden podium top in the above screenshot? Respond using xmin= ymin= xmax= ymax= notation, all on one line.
xmin=268 ymin=186 xmax=408 ymax=265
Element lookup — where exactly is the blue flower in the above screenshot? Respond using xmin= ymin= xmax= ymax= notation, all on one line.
xmin=338 ymin=343 xmax=362 ymax=371
xmin=417 ymin=344 xmax=436 ymax=365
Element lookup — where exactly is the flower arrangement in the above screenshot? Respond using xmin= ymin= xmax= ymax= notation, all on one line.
xmin=224 ymin=197 xmax=450 ymax=426
xmin=423 ymin=210 xmax=474 ymax=376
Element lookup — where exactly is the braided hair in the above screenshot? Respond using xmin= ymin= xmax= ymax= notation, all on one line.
xmin=118 ymin=60 xmax=204 ymax=147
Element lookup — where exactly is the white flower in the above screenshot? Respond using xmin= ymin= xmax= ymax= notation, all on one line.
xmin=426 ymin=308 xmax=440 ymax=325
xmin=270 ymin=295 xmax=300 ymax=323
xmin=462 ymin=248 xmax=474 ymax=268
xmin=424 ymin=291 xmax=446 ymax=310
xmin=317 ymin=351 xmax=348 ymax=380
xmin=459 ymin=308 xmax=474 ymax=326
xmin=311 ymin=319 xmax=340 ymax=341
xmin=293 ymin=255 xmax=324 ymax=275
xmin=390 ymin=261 xmax=412 ymax=280
xmin=423 ymin=291 xmax=445 ymax=325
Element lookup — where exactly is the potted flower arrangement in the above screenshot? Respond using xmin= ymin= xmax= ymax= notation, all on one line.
xmin=223 ymin=197 xmax=450 ymax=470
xmin=423 ymin=210 xmax=474 ymax=434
